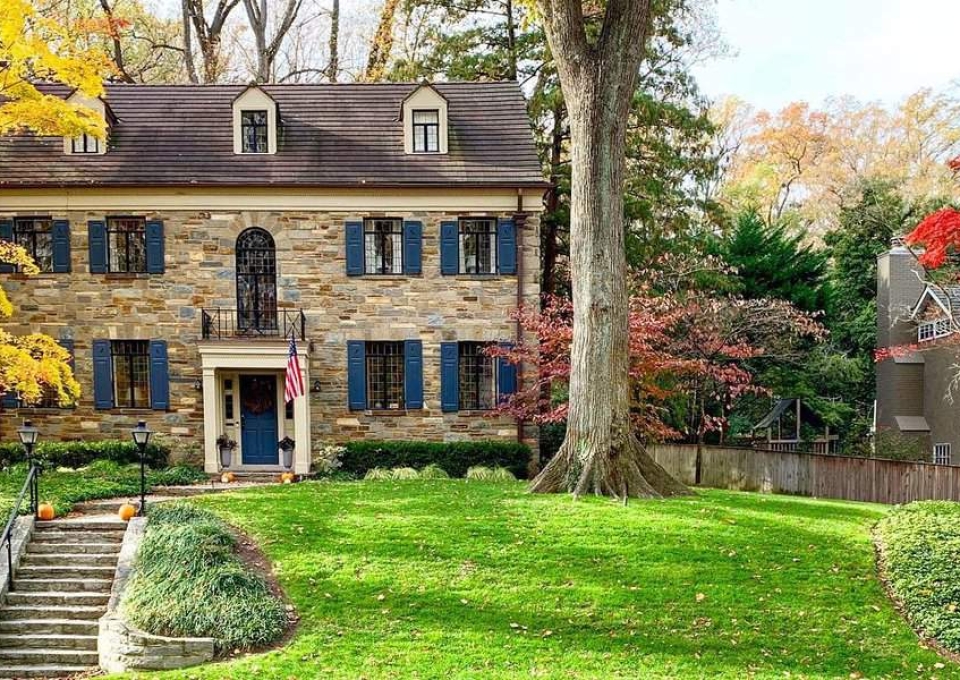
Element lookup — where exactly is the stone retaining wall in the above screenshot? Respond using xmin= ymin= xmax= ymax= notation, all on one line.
xmin=98 ymin=517 xmax=216 ymax=672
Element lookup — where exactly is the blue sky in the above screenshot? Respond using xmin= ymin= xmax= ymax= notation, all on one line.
xmin=692 ymin=0 xmax=960 ymax=110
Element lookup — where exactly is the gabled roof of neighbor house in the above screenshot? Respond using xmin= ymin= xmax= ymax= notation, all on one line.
xmin=0 ymin=82 xmax=548 ymax=190
xmin=912 ymin=285 xmax=960 ymax=320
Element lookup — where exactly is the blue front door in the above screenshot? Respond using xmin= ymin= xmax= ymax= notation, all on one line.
xmin=240 ymin=374 xmax=279 ymax=465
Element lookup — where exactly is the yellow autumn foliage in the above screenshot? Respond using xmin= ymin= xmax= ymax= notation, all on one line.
xmin=0 ymin=0 xmax=111 ymax=137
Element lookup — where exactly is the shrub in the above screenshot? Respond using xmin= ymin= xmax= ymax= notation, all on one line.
xmin=390 ymin=467 xmax=420 ymax=480
xmin=0 ymin=439 xmax=169 ymax=470
xmin=340 ymin=440 xmax=530 ymax=479
xmin=466 ymin=466 xmax=495 ymax=480
xmin=489 ymin=467 xmax=517 ymax=481
xmin=123 ymin=503 xmax=287 ymax=652
xmin=876 ymin=502 xmax=960 ymax=652
xmin=364 ymin=468 xmax=392 ymax=481
xmin=419 ymin=464 xmax=450 ymax=479
xmin=149 ymin=465 xmax=209 ymax=487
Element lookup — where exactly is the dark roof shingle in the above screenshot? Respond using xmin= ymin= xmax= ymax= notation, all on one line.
xmin=0 ymin=82 xmax=547 ymax=189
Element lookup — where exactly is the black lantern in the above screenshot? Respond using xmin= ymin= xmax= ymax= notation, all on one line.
xmin=130 ymin=420 xmax=152 ymax=516
xmin=17 ymin=421 xmax=40 ymax=514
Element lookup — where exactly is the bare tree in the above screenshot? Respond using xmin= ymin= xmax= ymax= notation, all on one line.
xmin=529 ymin=0 xmax=688 ymax=499
xmin=326 ymin=0 xmax=339 ymax=82
xmin=183 ymin=0 xmax=242 ymax=83
xmin=242 ymin=0 xmax=304 ymax=82
xmin=364 ymin=0 xmax=399 ymax=82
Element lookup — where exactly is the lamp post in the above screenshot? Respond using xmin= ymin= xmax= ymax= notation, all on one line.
xmin=130 ymin=420 xmax=152 ymax=517
xmin=16 ymin=421 xmax=39 ymax=515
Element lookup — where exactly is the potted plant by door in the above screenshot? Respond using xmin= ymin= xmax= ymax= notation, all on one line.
xmin=278 ymin=436 xmax=295 ymax=470
xmin=217 ymin=434 xmax=237 ymax=470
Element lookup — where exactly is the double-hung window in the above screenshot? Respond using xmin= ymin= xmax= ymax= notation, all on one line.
xmin=13 ymin=217 xmax=53 ymax=272
xmin=934 ymin=443 xmax=952 ymax=465
xmin=107 ymin=217 xmax=147 ymax=273
xmin=459 ymin=342 xmax=496 ymax=410
xmin=459 ymin=218 xmax=497 ymax=274
xmin=412 ymin=110 xmax=440 ymax=153
xmin=112 ymin=340 xmax=151 ymax=408
xmin=241 ymin=110 xmax=269 ymax=153
xmin=71 ymin=133 xmax=100 ymax=154
xmin=365 ymin=342 xmax=405 ymax=409
xmin=364 ymin=218 xmax=403 ymax=274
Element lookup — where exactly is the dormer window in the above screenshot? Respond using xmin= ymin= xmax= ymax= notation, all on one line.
xmin=412 ymin=110 xmax=440 ymax=153
xmin=241 ymin=110 xmax=269 ymax=153
xmin=233 ymin=86 xmax=278 ymax=155
xmin=71 ymin=133 xmax=101 ymax=154
xmin=401 ymin=84 xmax=448 ymax=155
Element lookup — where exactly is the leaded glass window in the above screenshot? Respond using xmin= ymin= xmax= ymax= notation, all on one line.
xmin=366 ymin=342 xmax=405 ymax=409
xmin=459 ymin=342 xmax=496 ymax=410
xmin=364 ymin=218 xmax=403 ymax=274
xmin=459 ymin=218 xmax=497 ymax=274
xmin=236 ymin=228 xmax=277 ymax=333
xmin=13 ymin=217 xmax=53 ymax=272
xmin=112 ymin=340 xmax=150 ymax=408
xmin=412 ymin=110 xmax=440 ymax=153
xmin=241 ymin=110 xmax=269 ymax=153
xmin=107 ymin=217 xmax=147 ymax=273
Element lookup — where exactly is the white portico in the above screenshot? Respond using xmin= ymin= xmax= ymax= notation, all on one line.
xmin=198 ymin=342 xmax=311 ymax=475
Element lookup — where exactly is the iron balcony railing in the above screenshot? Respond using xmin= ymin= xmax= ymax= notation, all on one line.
xmin=201 ymin=308 xmax=306 ymax=341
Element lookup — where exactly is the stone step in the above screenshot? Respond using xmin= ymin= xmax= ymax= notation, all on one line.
xmin=13 ymin=578 xmax=112 ymax=593
xmin=21 ymin=552 xmax=119 ymax=567
xmin=27 ymin=541 xmax=121 ymax=555
xmin=0 ymin=633 xmax=98 ymax=650
xmin=4 ymin=591 xmax=109 ymax=607
xmin=0 ymin=665 xmax=95 ymax=679
xmin=0 ymin=605 xmax=104 ymax=621
xmin=31 ymin=530 xmax=124 ymax=544
xmin=16 ymin=565 xmax=116 ymax=580
xmin=0 ymin=647 xmax=99 ymax=665
xmin=0 ymin=619 xmax=98 ymax=636
xmin=35 ymin=519 xmax=126 ymax=532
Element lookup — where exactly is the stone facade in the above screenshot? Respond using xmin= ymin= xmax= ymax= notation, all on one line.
xmin=0 ymin=196 xmax=541 ymax=471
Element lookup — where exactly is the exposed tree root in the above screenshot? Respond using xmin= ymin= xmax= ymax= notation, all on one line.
xmin=529 ymin=434 xmax=690 ymax=500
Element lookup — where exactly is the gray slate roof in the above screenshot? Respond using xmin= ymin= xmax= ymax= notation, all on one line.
xmin=921 ymin=286 xmax=960 ymax=318
xmin=0 ymin=82 xmax=547 ymax=189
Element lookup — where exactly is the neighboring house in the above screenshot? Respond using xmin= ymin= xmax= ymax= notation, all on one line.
xmin=752 ymin=397 xmax=839 ymax=454
xmin=875 ymin=239 xmax=959 ymax=464
xmin=0 ymin=82 xmax=547 ymax=475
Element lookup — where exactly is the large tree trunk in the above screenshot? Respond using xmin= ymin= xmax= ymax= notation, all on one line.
xmin=326 ymin=0 xmax=339 ymax=82
xmin=529 ymin=0 xmax=687 ymax=499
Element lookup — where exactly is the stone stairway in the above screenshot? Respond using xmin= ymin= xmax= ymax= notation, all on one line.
xmin=0 ymin=517 xmax=126 ymax=679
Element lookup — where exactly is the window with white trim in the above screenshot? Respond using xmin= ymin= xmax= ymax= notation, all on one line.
xmin=918 ymin=318 xmax=952 ymax=342
xmin=934 ymin=443 xmax=952 ymax=465
xmin=412 ymin=110 xmax=440 ymax=153
xmin=70 ymin=133 xmax=100 ymax=154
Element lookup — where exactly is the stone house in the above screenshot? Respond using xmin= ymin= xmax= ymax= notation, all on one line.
xmin=875 ymin=239 xmax=960 ymax=464
xmin=0 ymin=82 xmax=546 ymax=475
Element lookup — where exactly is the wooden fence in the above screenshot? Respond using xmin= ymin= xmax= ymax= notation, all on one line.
xmin=649 ymin=444 xmax=960 ymax=505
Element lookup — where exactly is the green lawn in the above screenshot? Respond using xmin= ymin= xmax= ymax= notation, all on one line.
xmin=118 ymin=481 xmax=957 ymax=679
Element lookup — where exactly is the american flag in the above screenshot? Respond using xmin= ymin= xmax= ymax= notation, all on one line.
xmin=285 ymin=336 xmax=305 ymax=403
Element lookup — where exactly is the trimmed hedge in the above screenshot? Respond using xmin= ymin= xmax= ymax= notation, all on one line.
xmin=0 ymin=439 xmax=169 ymax=470
xmin=340 ymin=440 xmax=531 ymax=479
xmin=876 ymin=501 xmax=960 ymax=652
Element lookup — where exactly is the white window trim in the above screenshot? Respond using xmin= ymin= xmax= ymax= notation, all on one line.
xmin=918 ymin=317 xmax=953 ymax=343
xmin=401 ymin=84 xmax=448 ymax=155
xmin=232 ymin=86 xmax=278 ymax=155
xmin=934 ymin=443 xmax=952 ymax=465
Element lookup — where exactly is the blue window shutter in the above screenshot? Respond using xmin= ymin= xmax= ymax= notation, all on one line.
xmin=149 ymin=339 xmax=170 ymax=410
xmin=440 ymin=221 xmax=459 ymax=275
xmin=52 ymin=220 xmax=71 ymax=273
xmin=347 ymin=341 xmax=367 ymax=410
xmin=346 ymin=222 xmax=364 ymax=276
xmin=497 ymin=342 xmax=518 ymax=403
xmin=498 ymin=219 xmax=517 ymax=275
xmin=92 ymin=339 xmax=114 ymax=409
xmin=0 ymin=220 xmax=13 ymax=273
xmin=88 ymin=221 xmax=107 ymax=274
xmin=0 ymin=392 xmax=18 ymax=409
xmin=404 ymin=340 xmax=423 ymax=409
xmin=403 ymin=221 xmax=423 ymax=275
xmin=145 ymin=220 xmax=165 ymax=274
xmin=440 ymin=342 xmax=459 ymax=412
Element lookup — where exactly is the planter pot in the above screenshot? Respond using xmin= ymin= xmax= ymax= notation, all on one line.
xmin=281 ymin=445 xmax=294 ymax=469
xmin=219 ymin=447 xmax=233 ymax=469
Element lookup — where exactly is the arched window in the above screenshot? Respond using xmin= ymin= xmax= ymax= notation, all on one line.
xmin=236 ymin=228 xmax=277 ymax=333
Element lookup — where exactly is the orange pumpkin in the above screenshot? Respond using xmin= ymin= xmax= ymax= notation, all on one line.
xmin=118 ymin=503 xmax=137 ymax=522
xmin=280 ymin=472 xmax=295 ymax=484
xmin=221 ymin=471 xmax=236 ymax=484
xmin=36 ymin=503 xmax=55 ymax=521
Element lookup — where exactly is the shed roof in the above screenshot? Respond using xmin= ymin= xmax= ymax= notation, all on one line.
xmin=0 ymin=82 xmax=547 ymax=190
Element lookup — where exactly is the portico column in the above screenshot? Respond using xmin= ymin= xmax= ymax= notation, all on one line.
xmin=293 ymin=352 xmax=311 ymax=475
xmin=202 ymin=367 xmax=219 ymax=473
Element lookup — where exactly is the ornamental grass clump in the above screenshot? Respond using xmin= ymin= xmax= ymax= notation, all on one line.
xmin=390 ymin=467 xmax=420 ymax=480
xmin=876 ymin=501 xmax=960 ymax=652
xmin=122 ymin=503 xmax=286 ymax=652
xmin=364 ymin=467 xmax=392 ymax=481
xmin=418 ymin=464 xmax=450 ymax=479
